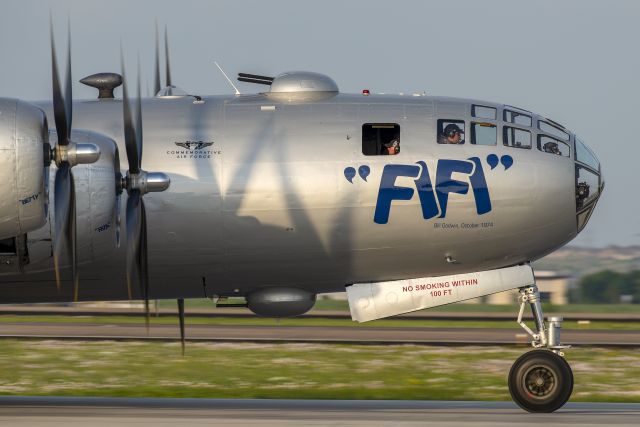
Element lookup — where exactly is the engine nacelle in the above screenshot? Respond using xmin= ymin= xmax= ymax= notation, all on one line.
xmin=7 ymin=129 xmax=120 ymax=274
xmin=48 ymin=130 xmax=121 ymax=265
xmin=0 ymin=98 xmax=47 ymax=240
xmin=247 ymin=287 xmax=316 ymax=317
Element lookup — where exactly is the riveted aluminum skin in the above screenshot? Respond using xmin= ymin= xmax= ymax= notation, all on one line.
xmin=41 ymin=130 xmax=119 ymax=268
xmin=0 ymin=98 xmax=47 ymax=240
xmin=0 ymin=90 xmax=600 ymax=303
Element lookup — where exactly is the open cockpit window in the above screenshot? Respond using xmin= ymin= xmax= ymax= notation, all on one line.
xmin=471 ymin=122 xmax=497 ymax=145
xmin=538 ymin=135 xmax=571 ymax=157
xmin=437 ymin=119 xmax=465 ymax=144
xmin=504 ymin=109 xmax=532 ymax=127
xmin=362 ymin=123 xmax=400 ymax=155
xmin=503 ymin=126 xmax=531 ymax=149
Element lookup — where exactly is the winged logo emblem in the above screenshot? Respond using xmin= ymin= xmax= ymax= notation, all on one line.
xmin=174 ymin=141 xmax=214 ymax=150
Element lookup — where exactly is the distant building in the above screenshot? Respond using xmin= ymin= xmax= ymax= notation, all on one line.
xmin=477 ymin=270 xmax=573 ymax=305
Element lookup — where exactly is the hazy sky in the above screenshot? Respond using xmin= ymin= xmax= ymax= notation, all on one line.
xmin=1 ymin=0 xmax=637 ymax=247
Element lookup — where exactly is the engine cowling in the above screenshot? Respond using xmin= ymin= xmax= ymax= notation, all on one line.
xmin=21 ymin=129 xmax=121 ymax=273
xmin=0 ymin=98 xmax=48 ymax=240
xmin=45 ymin=130 xmax=121 ymax=266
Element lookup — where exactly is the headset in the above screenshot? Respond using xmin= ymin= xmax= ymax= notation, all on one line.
xmin=444 ymin=124 xmax=463 ymax=138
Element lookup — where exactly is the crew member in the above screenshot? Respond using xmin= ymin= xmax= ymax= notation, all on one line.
xmin=439 ymin=123 xmax=464 ymax=144
xmin=383 ymin=135 xmax=400 ymax=155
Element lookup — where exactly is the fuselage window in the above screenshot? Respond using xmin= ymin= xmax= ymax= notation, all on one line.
xmin=504 ymin=109 xmax=532 ymax=127
xmin=472 ymin=105 xmax=496 ymax=120
xmin=362 ymin=123 xmax=400 ymax=155
xmin=503 ymin=126 xmax=531 ymax=149
xmin=539 ymin=120 xmax=570 ymax=141
xmin=538 ymin=135 xmax=570 ymax=157
xmin=471 ymin=122 xmax=497 ymax=146
xmin=437 ymin=119 xmax=465 ymax=144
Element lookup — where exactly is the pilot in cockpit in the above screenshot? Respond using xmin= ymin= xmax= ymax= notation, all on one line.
xmin=543 ymin=141 xmax=562 ymax=155
xmin=439 ymin=124 xmax=464 ymax=144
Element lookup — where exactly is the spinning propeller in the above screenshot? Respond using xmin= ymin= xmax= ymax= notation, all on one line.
xmin=120 ymin=52 xmax=171 ymax=327
xmin=49 ymin=20 xmax=101 ymax=298
xmin=154 ymin=24 xmax=187 ymax=98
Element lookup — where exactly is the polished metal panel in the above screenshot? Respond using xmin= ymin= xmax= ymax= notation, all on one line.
xmin=45 ymin=130 xmax=119 ymax=267
xmin=269 ymin=71 xmax=339 ymax=94
xmin=0 ymin=98 xmax=47 ymax=240
xmin=247 ymin=287 xmax=316 ymax=317
xmin=71 ymin=142 xmax=101 ymax=165
xmin=0 ymin=91 xmax=603 ymax=304
xmin=267 ymin=71 xmax=339 ymax=102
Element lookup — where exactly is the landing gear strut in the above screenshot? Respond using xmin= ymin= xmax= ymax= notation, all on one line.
xmin=508 ymin=285 xmax=573 ymax=413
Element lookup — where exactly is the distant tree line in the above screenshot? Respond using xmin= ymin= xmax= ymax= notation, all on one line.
xmin=572 ymin=270 xmax=640 ymax=303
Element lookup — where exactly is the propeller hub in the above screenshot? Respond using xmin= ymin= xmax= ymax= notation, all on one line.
xmin=126 ymin=170 xmax=170 ymax=195
xmin=53 ymin=142 xmax=101 ymax=167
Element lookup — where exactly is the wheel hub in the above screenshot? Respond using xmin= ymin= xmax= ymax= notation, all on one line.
xmin=525 ymin=366 xmax=556 ymax=397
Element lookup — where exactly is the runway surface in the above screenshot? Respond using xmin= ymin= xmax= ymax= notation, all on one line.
xmin=0 ymin=397 xmax=638 ymax=426
xmin=1 ymin=322 xmax=638 ymax=346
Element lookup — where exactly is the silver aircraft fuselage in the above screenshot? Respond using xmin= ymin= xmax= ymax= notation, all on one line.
xmin=0 ymin=92 xmax=602 ymax=302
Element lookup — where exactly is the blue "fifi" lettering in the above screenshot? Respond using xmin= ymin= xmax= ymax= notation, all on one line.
xmin=373 ymin=157 xmax=492 ymax=224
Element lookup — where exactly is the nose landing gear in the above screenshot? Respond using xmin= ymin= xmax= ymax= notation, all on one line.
xmin=508 ymin=285 xmax=573 ymax=412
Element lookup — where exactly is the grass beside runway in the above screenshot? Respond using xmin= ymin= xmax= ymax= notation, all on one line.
xmin=0 ymin=314 xmax=638 ymax=330
xmin=0 ymin=340 xmax=637 ymax=402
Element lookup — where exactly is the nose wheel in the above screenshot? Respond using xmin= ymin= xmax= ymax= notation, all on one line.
xmin=509 ymin=284 xmax=573 ymax=412
xmin=509 ymin=349 xmax=573 ymax=412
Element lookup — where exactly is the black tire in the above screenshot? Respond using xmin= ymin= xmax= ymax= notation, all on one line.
xmin=508 ymin=349 xmax=573 ymax=413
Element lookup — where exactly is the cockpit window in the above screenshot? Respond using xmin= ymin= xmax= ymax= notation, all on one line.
xmin=575 ymin=137 xmax=599 ymax=171
xmin=503 ymin=126 xmax=531 ymax=149
xmin=504 ymin=109 xmax=532 ymax=127
xmin=539 ymin=120 xmax=570 ymax=141
xmin=472 ymin=105 xmax=496 ymax=120
xmin=471 ymin=122 xmax=496 ymax=145
xmin=538 ymin=135 xmax=570 ymax=157
xmin=437 ymin=119 xmax=465 ymax=144
xmin=362 ymin=123 xmax=400 ymax=156
xmin=576 ymin=166 xmax=599 ymax=210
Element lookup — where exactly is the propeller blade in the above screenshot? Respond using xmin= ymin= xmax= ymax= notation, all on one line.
xmin=115 ymin=195 xmax=122 ymax=248
xmin=114 ymin=147 xmax=122 ymax=248
xmin=64 ymin=22 xmax=72 ymax=138
xmin=154 ymin=21 xmax=161 ymax=96
xmin=121 ymin=51 xmax=141 ymax=174
xmin=70 ymin=175 xmax=78 ymax=301
xmin=177 ymin=298 xmax=185 ymax=356
xmin=52 ymin=164 xmax=72 ymax=292
xmin=140 ymin=197 xmax=149 ymax=332
xmin=125 ymin=189 xmax=142 ymax=302
xmin=136 ymin=57 xmax=143 ymax=165
xmin=50 ymin=18 xmax=69 ymax=146
xmin=164 ymin=26 xmax=172 ymax=88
